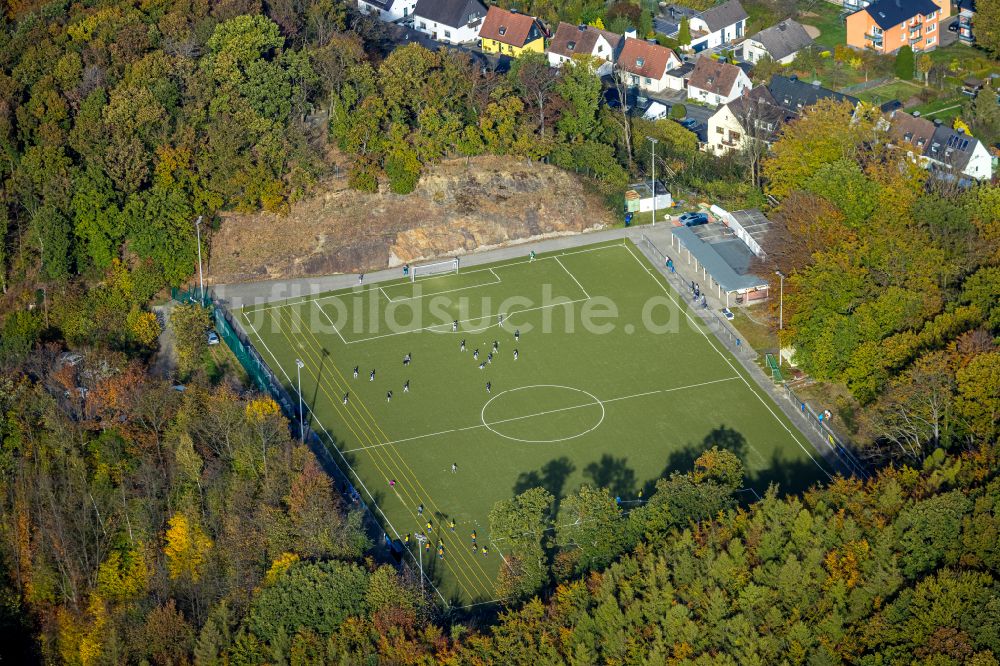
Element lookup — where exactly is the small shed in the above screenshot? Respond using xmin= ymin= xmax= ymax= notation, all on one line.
xmin=625 ymin=181 xmax=673 ymax=213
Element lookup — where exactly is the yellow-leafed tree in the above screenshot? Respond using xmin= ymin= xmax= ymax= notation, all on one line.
xmin=163 ymin=512 xmax=213 ymax=582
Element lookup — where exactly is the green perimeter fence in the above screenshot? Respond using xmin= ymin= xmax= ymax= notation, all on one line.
xmin=170 ymin=288 xmax=414 ymax=581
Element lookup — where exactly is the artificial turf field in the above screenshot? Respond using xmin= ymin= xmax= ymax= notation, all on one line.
xmin=238 ymin=238 xmax=832 ymax=606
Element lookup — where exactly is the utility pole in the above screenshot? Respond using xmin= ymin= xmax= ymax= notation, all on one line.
xmin=195 ymin=215 xmax=205 ymax=303
xmin=415 ymin=533 xmax=428 ymax=594
xmin=296 ymin=359 xmax=305 ymax=443
xmin=775 ymin=270 xmax=785 ymax=331
xmin=648 ymin=137 xmax=659 ymax=226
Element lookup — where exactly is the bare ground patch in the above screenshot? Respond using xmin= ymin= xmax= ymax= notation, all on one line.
xmin=208 ymin=156 xmax=614 ymax=284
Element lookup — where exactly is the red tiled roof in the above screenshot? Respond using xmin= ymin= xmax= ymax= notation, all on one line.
xmin=478 ymin=6 xmax=539 ymax=47
xmin=688 ymin=57 xmax=744 ymax=96
xmin=548 ymin=22 xmax=622 ymax=58
xmin=616 ymin=38 xmax=678 ymax=79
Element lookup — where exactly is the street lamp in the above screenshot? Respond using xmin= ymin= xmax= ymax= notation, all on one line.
xmin=195 ymin=216 xmax=205 ymax=303
xmin=415 ymin=533 xmax=428 ymax=594
xmin=775 ymin=270 xmax=785 ymax=331
xmin=648 ymin=137 xmax=659 ymax=226
xmin=296 ymin=359 xmax=305 ymax=443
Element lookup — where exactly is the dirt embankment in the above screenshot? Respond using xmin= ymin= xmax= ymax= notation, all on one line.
xmin=208 ymin=156 xmax=614 ymax=283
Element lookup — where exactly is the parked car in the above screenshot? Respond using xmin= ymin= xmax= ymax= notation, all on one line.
xmin=721 ymin=308 xmax=735 ymax=320
xmin=679 ymin=212 xmax=709 ymax=226
xmin=948 ymin=21 xmax=959 ymax=32
xmin=207 ymin=330 xmax=220 ymax=345
xmin=680 ymin=118 xmax=699 ymax=130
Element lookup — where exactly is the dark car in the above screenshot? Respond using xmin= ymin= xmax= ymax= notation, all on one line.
xmin=679 ymin=212 xmax=709 ymax=226
xmin=679 ymin=118 xmax=699 ymax=130
xmin=948 ymin=21 xmax=959 ymax=32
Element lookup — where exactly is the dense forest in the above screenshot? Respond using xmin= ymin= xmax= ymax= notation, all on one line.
xmin=2 ymin=0 xmax=1000 ymax=662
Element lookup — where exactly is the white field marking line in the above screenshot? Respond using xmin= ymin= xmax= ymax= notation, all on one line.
xmin=341 ymin=376 xmax=741 ymax=454
xmin=622 ymin=242 xmax=833 ymax=480
xmin=379 ymin=274 xmax=502 ymax=304
xmin=489 ymin=267 xmax=500 ymax=281
xmin=311 ymin=299 xmax=348 ymax=345
xmin=243 ymin=242 xmax=626 ymax=313
xmin=555 ymin=256 xmax=590 ymax=299
xmin=240 ymin=310 xmax=449 ymax=605
xmin=341 ymin=297 xmax=590 ymax=345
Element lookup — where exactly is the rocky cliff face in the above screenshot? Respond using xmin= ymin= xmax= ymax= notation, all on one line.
xmin=209 ymin=156 xmax=613 ymax=283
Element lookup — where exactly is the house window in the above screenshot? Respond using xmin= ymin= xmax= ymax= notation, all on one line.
xmin=597 ymin=45 xmax=604 ymax=53
xmin=631 ymin=75 xmax=638 ymax=85
xmin=636 ymin=57 xmax=645 ymax=67
xmin=927 ymin=23 xmax=935 ymax=32
xmin=926 ymin=35 xmax=935 ymax=44
xmin=731 ymin=131 xmax=741 ymax=140
xmin=444 ymin=30 xmax=451 ymax=37
xmin=645 ymin=77 xmax=652 ymax=84
xmin=872 ymin=26 xmax=882 ymax=34
xmin=499 ymin=26 xmax=506 ymax=36
xmin=567 ymin=41 xmax=576 ymax=50
xmin=419 ymin=21 xmax=425 ymax=28
xmin=717 ymin=126 xmax=724 ymax=134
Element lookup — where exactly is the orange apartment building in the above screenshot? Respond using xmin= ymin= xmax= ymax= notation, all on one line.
xmin=846 ymin=0 xmax=950 ymax=54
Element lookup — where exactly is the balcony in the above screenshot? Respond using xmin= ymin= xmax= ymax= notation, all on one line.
xmin=864 ymin=33 xmax=884 ymax=47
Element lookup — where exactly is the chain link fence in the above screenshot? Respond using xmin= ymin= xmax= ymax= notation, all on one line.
xmin=173 ymin=289 xmax=430 ymax=594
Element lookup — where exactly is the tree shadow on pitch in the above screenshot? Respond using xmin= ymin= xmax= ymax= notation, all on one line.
xmin=642 ymin=425 xmax=749 ymax=498
xmin=583 ymin=454 xmax=637 ymax=498
xmin=514 ymin=457 xmax=576 ymax=513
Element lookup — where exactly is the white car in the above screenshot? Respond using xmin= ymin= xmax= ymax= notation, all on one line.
xmin=207 ymin=330 xmax=220 ymax=345
xmin=721 ymin=308 xmax=734 ymax=321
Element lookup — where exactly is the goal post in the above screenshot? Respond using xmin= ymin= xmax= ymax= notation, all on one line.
xmin=411 ymin=258 xmax=459 ymax=282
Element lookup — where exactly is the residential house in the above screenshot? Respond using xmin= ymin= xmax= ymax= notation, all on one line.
xmin=478 ymin=7 xmax=545 ymax=56
xmin=846 ymin=0 xmax=949 ymax=54
xmin=357 ymin=0 xmax=418 ymax=21
xmin=413 ymin=0 xmax=487 ymax=44
xmin=742 ymin=19 xmax=814 ymax=64
xmin=958 ymin=0 xmax=975 ymax=43
xmin=683 ymin=0 xmax=748 ymax=53
xmin=687 ymin=56 xmax=752 ymax=106
xmin=889 ymin=111 xmax=993 ymax=181
xmin=767 ymin=74 xmax=859 ymax=113
xmin=843 ymin=0 xmax=870 ymax=13
xmin=615 ymin=38 xmax=682 ymax=94
xmin=705 ymin=86 xmax=795 ymax=154
xmin=547 ymin=22 xmax=624 ymax=75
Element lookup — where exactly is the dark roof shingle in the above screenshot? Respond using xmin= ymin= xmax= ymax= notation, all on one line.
xmin=859 ymin=0 xmax=940 ymax=30
xmin=767 ymin=75 xmax=859 ymax=113
xmin=413 ymin=0 xmax=487 ymax=28
xmin=746 ymin=19 xmax=813 ymax=61
xmin=698 ymin=0 xmax=748 ymax=32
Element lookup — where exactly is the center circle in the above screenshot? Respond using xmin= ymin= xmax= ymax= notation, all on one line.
xmin=480 ymin=385 xmax=606 ymax=443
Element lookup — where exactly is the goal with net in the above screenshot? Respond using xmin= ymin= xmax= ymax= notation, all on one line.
xmin=411 ymin=258 xmax=459 ymax=282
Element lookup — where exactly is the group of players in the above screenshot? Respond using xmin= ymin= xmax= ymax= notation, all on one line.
xmin=347 ymin=312 xmax=527 ymax=561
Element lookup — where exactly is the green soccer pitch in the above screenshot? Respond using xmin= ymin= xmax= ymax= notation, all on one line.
xmin=237 ymin=239 xmax=832 ymax=606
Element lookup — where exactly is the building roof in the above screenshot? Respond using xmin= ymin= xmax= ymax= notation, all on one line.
xmin=889 ymin=110 xmax=938 ymax=152
xmin=360 ymin=0 xmax=395 ymax=11
xmin=723 ymin=86 xmax=796 ymax=142
xmin=665 ymin=61 xmax=696 ymax=79
xmin=767 ymin=74 xmax=859 ymax=113
xmin=927 ymin=124 xmax=980 ymax=172
xmin=747 ymin=19 xmax=813 ymax=61
xmin=688 ymin=57 xmax=745 ymax=96
xmin=698 ymin=0 xmax=748 ymax=32
xmin=671 ymin=225 xmax=769 ymax=293
xmin=548 ymin=22 xmax=623 ymax=59
xmin=478 ymin=6 xmax=540 ymax=47
xmin=859 ymin=0 xmax=940 ymax=30
xmin=414 ymin=0 xmax=487 ymax=28
xmin=617 ymin=38 xmax=679 ymax=79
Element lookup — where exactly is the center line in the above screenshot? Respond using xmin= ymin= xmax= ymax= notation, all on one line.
xmin=341 ymin=376 xmax=740 ymax=453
